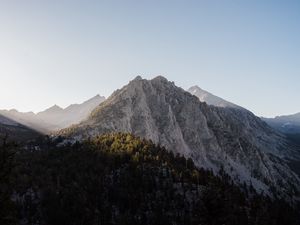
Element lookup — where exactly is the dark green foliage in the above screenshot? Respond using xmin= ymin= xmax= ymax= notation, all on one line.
xmin=2 ymin=133 xmax=300 ymax=225
xmin=0 ymin=135 xmax=17 ymax=225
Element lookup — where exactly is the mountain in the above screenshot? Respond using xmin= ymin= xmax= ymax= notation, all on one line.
xmin=262 ymin=113 xmax=300 ymax=176
xmin=0 ymin=114 xmax=41 ymax=143
xmin=0 ymin=109 xmax=50 ymax=133
xmin=36 ymin=94 xmax=106 ymax=130
xmin=60 ymin=76 xmax=300 ymax=198
xmin=188 ymin=85 xmax=240 ymax=108
xmin=262 ymin=113 xmax=300 ymax=134
xmin=0 ymin=95 xmax=105 ymax=133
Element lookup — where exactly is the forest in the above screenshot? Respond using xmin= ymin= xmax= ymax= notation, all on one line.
xmin=0 ymin=133 xmax=299 ymax=225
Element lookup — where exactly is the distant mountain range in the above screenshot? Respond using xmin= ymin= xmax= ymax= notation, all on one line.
xmin=58 ymin=76 xmax=300 ymax=198
xmin=187 ymin=86 xmax=300 ymax=136
xmin=262 ymin=113 xmax=300 ymax=134
xmin=0 ymin=95 xmax=105 ymax=133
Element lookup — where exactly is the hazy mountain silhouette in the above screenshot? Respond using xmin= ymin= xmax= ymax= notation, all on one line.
xmin=0 ymin=95 xmax=105 ymax=133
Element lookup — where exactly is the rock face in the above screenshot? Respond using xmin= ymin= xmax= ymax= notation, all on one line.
xmin=188 ymin=85 xmax=240 ymax=108
xmin=0 ymin=95 xmax=105 ymax=133
xmin=60 ymin=76 xmax=300 ymax=198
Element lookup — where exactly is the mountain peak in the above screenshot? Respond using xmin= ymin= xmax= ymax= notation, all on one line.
xmin=189 ymin=85 xmax=202 ymax=91
xmin=37 ymin=104 xmax=63 ymax=116
xmin=188 ymin=85 xmax=206 ymax=95
xmin=49 ymin=104 xmax=63 ymax=111
xmin=61 ymin=76 xmax=299 ymax=198
xmin=188 ymin=86 xmax=239 ymax=109
xmin=151 ymin=75 xmax=169 ymax=83
xmin=133 ymin=75 xmax=143 ymax=81
xmin=130 ymin=75 xmax=171 ymax=87
xmin=89 ymin=94 xmax=105 ymax=102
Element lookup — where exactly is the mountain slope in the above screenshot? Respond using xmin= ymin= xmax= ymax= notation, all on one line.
xmin=0 ymin=114 xmax=41 ymax=143
xmin=0 ymin=95 xmax=105 ymax=133
xmin=188 ymin=85 xmax=240 ymax=108
xmin=60 ymin=76 xmax=300 ymax=198
xmin=262 ymin=113 xmax=300 ymax=178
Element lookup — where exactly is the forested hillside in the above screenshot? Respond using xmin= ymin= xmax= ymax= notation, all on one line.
xmin=1 ymin=133 xmax=299 ymax=225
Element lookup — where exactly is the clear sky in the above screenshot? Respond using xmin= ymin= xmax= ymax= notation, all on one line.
xmin=0 ymin=0 xmax=299 ymax=117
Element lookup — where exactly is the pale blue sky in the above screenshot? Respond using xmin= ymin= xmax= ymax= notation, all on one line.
xmin=0 ymin=0 xmax=299 ymax=117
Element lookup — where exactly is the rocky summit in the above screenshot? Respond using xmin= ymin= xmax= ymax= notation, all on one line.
xmin=60 ymin=76 xmax=300 ymax=199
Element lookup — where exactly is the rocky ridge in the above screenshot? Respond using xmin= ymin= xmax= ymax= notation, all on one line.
xmin=59 ymin=76 xmax=300 ymax=198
